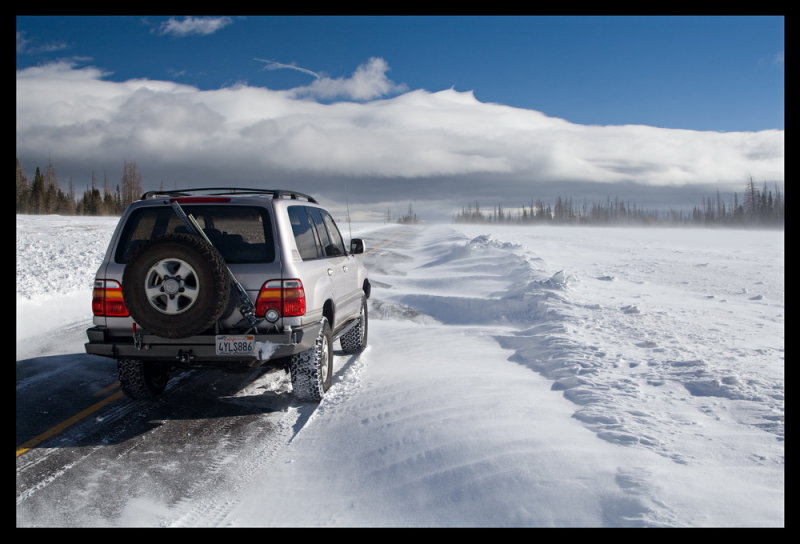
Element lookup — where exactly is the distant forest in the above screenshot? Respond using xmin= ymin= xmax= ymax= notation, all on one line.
xmin=16 ymin=158 xmax=143 ymax=216
xmin=453 ymin=178 xmax=783 ymax=228
xmin=16 ymin=158 xmax=783 ymax=228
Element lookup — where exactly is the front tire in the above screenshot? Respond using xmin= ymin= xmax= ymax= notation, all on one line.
xmin=289 ymin=318 xmax=333 ymax=402
xmin=118 ymin=359 xmax=170 ymax=399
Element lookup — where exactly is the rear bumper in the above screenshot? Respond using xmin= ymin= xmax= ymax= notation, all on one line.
xmin=85 ymin=322 xmax=321 ymax=365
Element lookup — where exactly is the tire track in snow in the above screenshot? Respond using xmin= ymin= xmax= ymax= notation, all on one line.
xmin=367 ymin=224 xmax=782 ymax=467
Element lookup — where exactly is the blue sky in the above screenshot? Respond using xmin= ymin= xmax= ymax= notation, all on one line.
xmin=16 ymin=15 xmax=784 ymax=219
xmin=17 ymin=15 xmax=784 ymax=131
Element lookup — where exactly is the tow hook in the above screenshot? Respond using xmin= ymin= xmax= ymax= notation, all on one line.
xmin=177 ymin=350 xmax=195 ymax=363
xmin=288 ymin=326 xmax=304 ymax=345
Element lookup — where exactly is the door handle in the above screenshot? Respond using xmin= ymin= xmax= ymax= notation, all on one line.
xmin=342 ymin=265 xmax=349 ymax=272
xmin=327 ymin=268 xmax=333 ymax=276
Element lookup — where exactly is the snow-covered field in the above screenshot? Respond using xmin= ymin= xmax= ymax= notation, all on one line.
xmin=16 ymin=214 xmax=784 ymax=527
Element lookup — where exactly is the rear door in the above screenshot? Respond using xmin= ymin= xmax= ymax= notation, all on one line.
xmin=287 ymin=206 xmax=360 ymax=328
xmin=309 ymin=208 xmax=360 ymax=322
xmin=286 ymin=206 xmax=334 ymax=325
xmin=113 ymin=203 xmax=279 ymax=330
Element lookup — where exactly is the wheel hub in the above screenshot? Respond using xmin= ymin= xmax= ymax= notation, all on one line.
xmin=144 ymin=258 xmax=199 ymax=315
xmin=162 ymin=276 xmax=181 ymax=295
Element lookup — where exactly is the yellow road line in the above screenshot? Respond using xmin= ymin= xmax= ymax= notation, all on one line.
xmin=16 ymin=389 xmax=125 ymax=458
xmin=365 ymin=231 xmax=406 ymax=255
xmin=93 ymin=381 xmax=121 ymax=397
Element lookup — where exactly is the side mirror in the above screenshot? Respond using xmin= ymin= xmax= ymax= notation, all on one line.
xmin=350 ymin=238 xmax=365 ymax=255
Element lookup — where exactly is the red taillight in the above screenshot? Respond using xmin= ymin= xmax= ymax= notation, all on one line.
xmin=281 ymin=280 xmax=306 ymax=316
xmin=256 ymin=279 xmax=306 ymax=318
xmin=92 ymin=280 xmax=130 ymax=317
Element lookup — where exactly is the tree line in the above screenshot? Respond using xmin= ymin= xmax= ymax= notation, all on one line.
xmin=16 ymin=158 xmax=143 ymax=216
xmin=16 ymin=158 xmax=783 ymax=229
xmin=453 ymin=178 xmax=784 ymax=228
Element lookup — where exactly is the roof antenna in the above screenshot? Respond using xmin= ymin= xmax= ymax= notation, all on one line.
xmin=345 ymin=183 xmax=353 ymax=242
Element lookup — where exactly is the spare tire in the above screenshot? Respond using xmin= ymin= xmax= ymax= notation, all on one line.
xmin=123 ymin=233 xmax=231 ymax=338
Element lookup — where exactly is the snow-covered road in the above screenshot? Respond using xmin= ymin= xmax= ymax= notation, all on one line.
xmin=16 ymin=215 xmax=783 ymax=527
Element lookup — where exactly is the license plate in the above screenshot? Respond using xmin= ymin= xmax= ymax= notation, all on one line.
xmin=215 ymin=335 xmax=255 ymax=356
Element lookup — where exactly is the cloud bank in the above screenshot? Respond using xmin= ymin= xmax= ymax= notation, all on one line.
xmin=15 ymin=59 xmax=784 ymax=216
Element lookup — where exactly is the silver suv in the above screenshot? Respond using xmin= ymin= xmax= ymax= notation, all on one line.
xmin=85 ymin=188 xmax=370 ymax=402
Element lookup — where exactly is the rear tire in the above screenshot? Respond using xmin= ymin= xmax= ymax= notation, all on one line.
xmin=118 ymin=359 xmax=170 ymax=399
xmin=289 ymin=318 xmax=333 ymax=402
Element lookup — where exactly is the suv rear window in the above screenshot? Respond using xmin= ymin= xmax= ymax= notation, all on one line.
xmin=115 ymin=205 xmax=275 ymax=264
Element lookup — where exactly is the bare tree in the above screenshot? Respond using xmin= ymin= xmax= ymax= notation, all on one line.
xmin=121 ymin=160 xmax=143 ymax=207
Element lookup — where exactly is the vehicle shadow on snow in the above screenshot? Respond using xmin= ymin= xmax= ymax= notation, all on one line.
xmin=18 ymin=342 xmax=368 ymax=453
xmin=16 ymin=354 xmax=296 ymax=450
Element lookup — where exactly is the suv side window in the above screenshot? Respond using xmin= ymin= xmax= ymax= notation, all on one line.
xmin=288 ymin=206 xmax=322 ymax=260
xmin=321 ymin=211 xmax=346 ymax=257
xmin=309 ymin=208 xmax=346 ymax=257
xmin=288 ymin=205 xmax=348 ymax=260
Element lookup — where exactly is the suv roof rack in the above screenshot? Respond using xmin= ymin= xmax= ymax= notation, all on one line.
xmin=140 ymin=187 xmax=318 ymax=204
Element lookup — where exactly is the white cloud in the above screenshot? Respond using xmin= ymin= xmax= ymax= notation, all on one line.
xmin=15 ymin=60 xmax=784 ymax=207
xmin=16 ymin=30 xmax=69 ymax=55
xmin=16 ymin=31 xmax=32 ymax=53
xmin=290 ymin=57 xmax=408 ymax=101
xmin=157 ymin=16 xmax=233 ymax=37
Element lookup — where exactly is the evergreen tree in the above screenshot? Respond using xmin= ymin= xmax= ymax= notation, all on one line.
xmin=30 ymin=167 xmax=45 ymax=214
xmin=103 ymin=173 xmax=115 ymax=215
xmin=42 ymin=158 xmax=59 ymax=213
xmin=16 ymin=158 xmax=29 ymax=213
xmin=66 ymin=177 xmax=77 ymax=215
xmin=744 ymin=176 xmax=758 ymax=219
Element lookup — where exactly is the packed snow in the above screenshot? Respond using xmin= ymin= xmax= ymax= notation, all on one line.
xmin=16 ymin=214 xmax=784 ymax=527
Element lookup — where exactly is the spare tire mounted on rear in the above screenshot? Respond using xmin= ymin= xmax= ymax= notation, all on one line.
xmin=122 ymin=233 xmax=231 ymax=338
